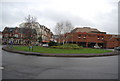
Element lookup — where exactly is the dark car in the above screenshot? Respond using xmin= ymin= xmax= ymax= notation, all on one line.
xmin=114 ymin=46 xmax=120 ymax=51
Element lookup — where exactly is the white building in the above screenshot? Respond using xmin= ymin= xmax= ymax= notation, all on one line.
xmin=19 ymin=22 xmax=53 ymax=42
xmin=0 ymin=31 xmax=2 ymax=44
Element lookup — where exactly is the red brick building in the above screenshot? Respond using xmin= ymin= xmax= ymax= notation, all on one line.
xmin=59 ymin=27 xmax=120 ymax=48
xmin=2 ymin=27 xmax=37 ymax=45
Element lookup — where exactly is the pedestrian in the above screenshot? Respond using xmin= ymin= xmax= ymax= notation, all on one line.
xmin=9 ymin=41 xmax=13 ymax=48
xmin=29 ymin=44 xmax=33 ymax=51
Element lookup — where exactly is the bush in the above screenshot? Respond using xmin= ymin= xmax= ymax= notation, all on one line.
xmin=48 ymin=41 xmax=58 ymax=46
xmin=51 ymin=44 xmax=83 ymax=49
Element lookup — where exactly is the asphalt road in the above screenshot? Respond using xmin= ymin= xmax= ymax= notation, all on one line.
xmin=0 ymin=45 xmax=2 ymax=80
xmin=2 ymin=49 xmax=118 ymax=79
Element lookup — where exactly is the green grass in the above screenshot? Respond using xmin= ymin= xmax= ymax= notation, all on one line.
xmin=12 ymin=46 xmax=112 ymax=54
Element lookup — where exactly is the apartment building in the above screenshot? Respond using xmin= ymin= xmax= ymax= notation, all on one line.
xmin=19 ymin=22 xmax=53 ymax=42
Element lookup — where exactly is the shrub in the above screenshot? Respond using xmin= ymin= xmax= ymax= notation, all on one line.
xmin=51 ymin=44 xmax=82 ymax=49
xmin=48 ymin=41 xmax=58 ymax=46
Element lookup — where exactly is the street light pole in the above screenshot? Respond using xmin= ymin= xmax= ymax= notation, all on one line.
xmin=71 ymin=34 xmax=73 ymax=44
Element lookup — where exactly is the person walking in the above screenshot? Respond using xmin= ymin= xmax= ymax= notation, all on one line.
xmin=28 ymin=44 xmax=33 ymax=51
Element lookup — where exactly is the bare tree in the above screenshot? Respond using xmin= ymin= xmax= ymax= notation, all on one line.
xmin=54 ymin=22 xmax=64 ymax=43
xmin=63 ymin=21 xmax=74 ymax=44
xmin=25 ymin=15 xmax=37 ymax=23
xmin=24 ymin=15 xmax=37 ymax=29
xmin=25 ymin=15 xmax=31 ymax=23
xmin=54 ymin=21 xmax=74 ymax=44
xmin=63 ymin=21 xmax=74 ymax=34
xmin=55 ymin=22 xmax=63 ymax=35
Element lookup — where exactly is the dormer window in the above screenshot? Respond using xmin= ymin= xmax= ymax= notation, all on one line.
xmin=10 ymin=29 xmax=12 ymax=32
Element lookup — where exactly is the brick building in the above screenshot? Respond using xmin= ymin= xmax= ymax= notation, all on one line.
xmin=59 ymin=27 xmax=120 ymax=48
xmin=2 ymin=27 xmax=37 ymax=45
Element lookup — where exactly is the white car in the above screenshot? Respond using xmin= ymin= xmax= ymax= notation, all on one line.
xmin=94 ymin=45 xmax=100 ymax=49
xmin=42 ymin=44 xmax=49 ymax=47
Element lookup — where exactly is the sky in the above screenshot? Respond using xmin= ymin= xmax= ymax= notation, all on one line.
xmin=0 ymin=0 xmax=119 ymax=34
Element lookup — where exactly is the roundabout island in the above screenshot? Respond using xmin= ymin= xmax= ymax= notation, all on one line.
xmin=2 ymin=44 xmax=119 ymax=57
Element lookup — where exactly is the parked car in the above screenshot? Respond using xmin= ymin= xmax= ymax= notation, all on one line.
xmin=94 ymin=45 xmax=100 ymax=49
xmin=114 ymin=46 xmax=120 ymax=51
xmin=42 ymin=44 xmax=49 ymax=47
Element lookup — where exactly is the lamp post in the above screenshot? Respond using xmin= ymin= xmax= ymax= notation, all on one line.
xmin=71 ymin=34 xmax=73 ymax=44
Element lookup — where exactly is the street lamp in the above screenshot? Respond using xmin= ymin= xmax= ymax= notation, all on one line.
xmin=71 ymin=34 xmax=73 ymax=44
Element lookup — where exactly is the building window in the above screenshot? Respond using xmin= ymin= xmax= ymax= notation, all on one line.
xmin=0 ymin=35 xmax=2 ymax=38
xmin=14 ymin=34 xmax=18 ymax=37
xmin=97 ymin=36 xmax=100 ymax=40
xmin=21 ymin=34 xmax=23 ymax=37
xmin=5 ymin=34 xmax=8 ymax=37
xmin=83 ymin=36 xmax=86 ymax=39
xmin=101 ymin=36 xmax=104 ymax=40
xmin=117 ymin=39 xmax=120 ymax=41
xmin=78 ymin=34 xmax=81 ymax=39
xmin=83 ymin=35 xmax=86 ymax=39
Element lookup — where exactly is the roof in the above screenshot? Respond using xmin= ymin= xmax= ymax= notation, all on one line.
xmin=2 ymin=27 xmax=37 ymax=34
xmin=71 ymin=27 xmax=106 ymax=34
xmin=2 ymin=27 xmax=16 ymax=33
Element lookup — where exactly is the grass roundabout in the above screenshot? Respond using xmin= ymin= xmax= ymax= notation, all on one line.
xmin=12 ymin=45 xmax=112 ymax=54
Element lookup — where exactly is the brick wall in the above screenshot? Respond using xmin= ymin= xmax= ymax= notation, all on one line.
xmin=59 ymin=32 xmax=120 ymax=48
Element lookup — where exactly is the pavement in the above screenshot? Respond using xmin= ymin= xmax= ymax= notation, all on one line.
xmin=2 ymin=46 xmax=119 ymax=57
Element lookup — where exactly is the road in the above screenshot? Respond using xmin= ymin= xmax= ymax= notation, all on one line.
xmin=0 ymin=45 xmax=2 ymax=80
xmin=2 ymin=49 xmax=118 ymax=79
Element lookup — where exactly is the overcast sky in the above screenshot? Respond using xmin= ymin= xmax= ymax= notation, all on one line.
xmin=0 ymin=0 xmax=119 ymax=34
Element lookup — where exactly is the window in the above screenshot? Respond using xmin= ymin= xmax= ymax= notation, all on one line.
xmin=5 ymin=34 xmax=8 ymax=37
xmin=97 ymin=36 xmax=100 ymax=40
xmin=83 ymin=35 xmax=86 ymax=39
xmin=14 ymin=34 xmax=18 ymax=37
xmin=83 ymin=36 xmax=86 ymax=39
xmin=0 ymin=35 xmax=2 ymax=38
xmin=101 ymin=36 xmax=104 ymax=40
xmin=21 ymin=34 xmax=23 ymax=37
xmin=78 ymin=34 xmax=81 ymax=39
